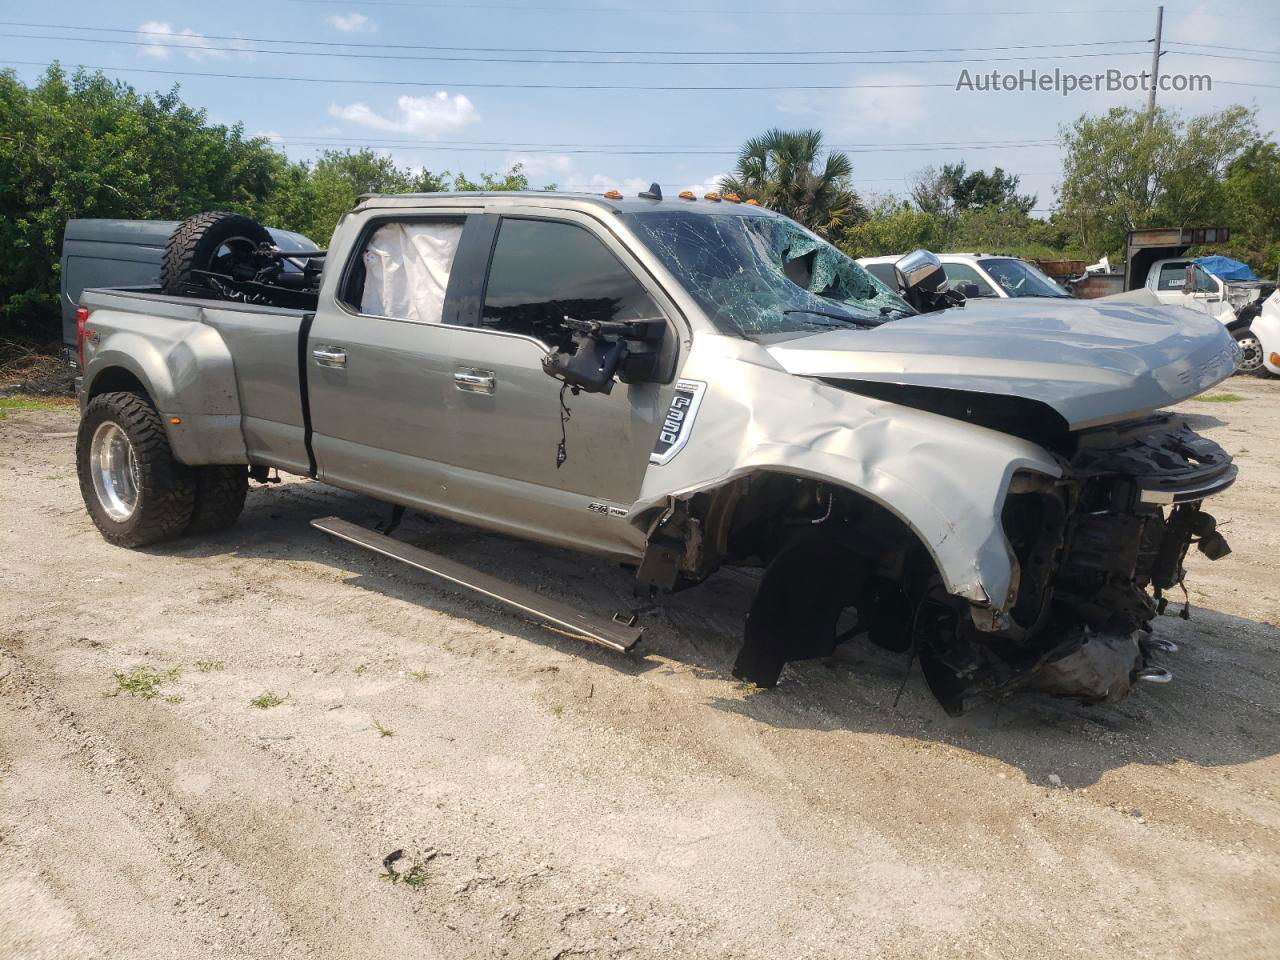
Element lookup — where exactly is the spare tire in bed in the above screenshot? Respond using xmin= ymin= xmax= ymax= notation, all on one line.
xmin=161 ymin=211 xmax=273 ymax=298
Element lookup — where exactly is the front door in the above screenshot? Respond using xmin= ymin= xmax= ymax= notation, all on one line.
xmin=440 ymin=212 xmax=677 ymax=556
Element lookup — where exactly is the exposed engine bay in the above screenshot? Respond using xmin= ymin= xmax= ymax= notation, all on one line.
xmin=637 ymin=413 xmax=1234 ymax=714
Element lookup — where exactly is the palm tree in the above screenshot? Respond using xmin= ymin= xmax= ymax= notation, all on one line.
xmin=720 ymin=128 xmax=862 ymax=237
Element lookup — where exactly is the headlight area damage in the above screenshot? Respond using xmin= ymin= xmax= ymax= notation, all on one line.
xmin=632 ymin=405 xmax=1235 ymax=715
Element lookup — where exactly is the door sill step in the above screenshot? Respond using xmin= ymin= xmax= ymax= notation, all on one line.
xmin=311 ymin=516 xmax=642 ymax=654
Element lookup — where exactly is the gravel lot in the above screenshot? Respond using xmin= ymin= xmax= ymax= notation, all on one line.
xmin=2 ymin=378 xmax=1278 ymax=959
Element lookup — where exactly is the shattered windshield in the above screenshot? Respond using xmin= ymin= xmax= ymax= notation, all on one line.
xmin=623 ymin=210 xmax=914 ymax=338
xmin=978 ymin=257 xmax=1071 ymax=298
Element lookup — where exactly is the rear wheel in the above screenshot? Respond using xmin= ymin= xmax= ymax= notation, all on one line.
xmin=77 ymin=392 xmax=196 ymax=547
xmin=187 ymin=465 xmax=249 ymax=535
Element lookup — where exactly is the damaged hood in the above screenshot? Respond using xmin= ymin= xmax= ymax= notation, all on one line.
xmin=765 ymin=298 xmax=1240 ymax=429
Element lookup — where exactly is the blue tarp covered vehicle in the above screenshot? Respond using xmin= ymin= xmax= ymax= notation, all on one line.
xmin=1194 ymin=255 xmax=1257 ymax=282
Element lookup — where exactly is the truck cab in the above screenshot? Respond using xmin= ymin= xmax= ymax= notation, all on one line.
xmin=1143 ymin=258 xmax=1236 ymax=323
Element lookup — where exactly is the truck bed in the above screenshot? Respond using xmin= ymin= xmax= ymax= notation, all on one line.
xmin=79 ymin=286 xmax=315 ymax=474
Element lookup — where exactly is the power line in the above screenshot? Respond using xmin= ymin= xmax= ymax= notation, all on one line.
xmin=269 ymin=135 xmax=1061 ymax=149
xmin=270 ymin=139 xmax=1061 ymax=155
xmin=13 ymin=58 xmax=1274 ymax=93
xmin=1218 ymin=79 xmax=1280 ymax=89
xmin=1162 ymin=48 xmax=1280 ymax=65
xmin=0 ymin=21 xmax=1152 ymax=57
xmin=0 ymin=59 xmax=958 ymax=91
xmin=0 ymin=32 xmax=1156 ymax=67
xmin=281 ymin=0 xmax=1153 ymax=15
xmin=1164 ymin=40 xmax=1280 ymax=55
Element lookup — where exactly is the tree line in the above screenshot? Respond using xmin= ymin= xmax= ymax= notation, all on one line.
xmin=2 ymin=64 xmax=1277 ymax=345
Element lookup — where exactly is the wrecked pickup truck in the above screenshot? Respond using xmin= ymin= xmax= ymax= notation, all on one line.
xmin=74 ymin=192 xmax=1239 ymax=714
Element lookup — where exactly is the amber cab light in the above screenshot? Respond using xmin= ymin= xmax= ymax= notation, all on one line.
xmin=75 ymin=307 xmax=91 ymax=369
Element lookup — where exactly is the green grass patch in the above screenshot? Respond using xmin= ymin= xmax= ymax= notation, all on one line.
xmin=372 ymin=720 xmax=394 ymax=738
xmin=353 ymin=663 xmax=369 ymax=675
xmin=400 ymin=864 xmax=429 ymax=888
xmin=1196 ymin=392 xmax=1244 ymax=403
xmin=250 ymin=690 xmax=288 ymax=709
xmin=195 ymin=659 xmax=225 ymax=673
xmin=0 ymin=395 xmax=62 ymax=420
xmin=109 ymin=665 xmax=181 ymax=701
xmin=409 ymin=670 xmax=432 ymax=682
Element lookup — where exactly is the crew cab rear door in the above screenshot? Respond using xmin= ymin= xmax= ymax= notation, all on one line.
xmin=306 ymin=210 xmax=478 ymax=507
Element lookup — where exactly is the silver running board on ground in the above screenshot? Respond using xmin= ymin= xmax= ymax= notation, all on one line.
xmin=310 ymin=516 xmax=643 ymax=654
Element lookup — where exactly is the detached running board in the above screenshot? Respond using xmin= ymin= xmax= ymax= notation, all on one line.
xmin=310 ymin=516 xmax=642 ymax=654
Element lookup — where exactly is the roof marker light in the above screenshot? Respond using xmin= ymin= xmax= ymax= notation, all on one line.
xmin=703 ymin=191 xmax=721 ymax=202
xmin=679 ymin=190 xmax=695 ymax=200
xmin=604 ymin=189 xmax=623 ymax=200
xmin=744 ymin=198 xmax=760 ymax=206
xmin=723 ymin=192 xmax=742 ymax=203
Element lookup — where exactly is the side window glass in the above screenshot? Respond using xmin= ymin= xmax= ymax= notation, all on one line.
xmin=479 ymin=218 xmax=659 ymax=343
xmin=942 ymin=262 xmax=997 ymax=297
xmin=863 ymin=262 xmax=897 ymax=287
xmin=1160 ymin=263 xmax=1188 ymax=290
xmin=351 ymin=219 xmax=465 ymax=323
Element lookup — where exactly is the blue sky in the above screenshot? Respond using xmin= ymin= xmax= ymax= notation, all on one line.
xmin=3 ymin=0 xmax=1278 ymax=216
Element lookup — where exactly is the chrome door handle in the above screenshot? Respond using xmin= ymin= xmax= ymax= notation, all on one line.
xmin=313 ymin=346 xmax=347 ymax=368
xmin=453 ymin=367 xmax=496 ymax=395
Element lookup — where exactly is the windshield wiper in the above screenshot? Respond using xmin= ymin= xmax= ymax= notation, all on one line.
xmin=782 ymin=307 xmax=880 ymax=329
xmin=879 ymin=304 xmax=914 ymax=318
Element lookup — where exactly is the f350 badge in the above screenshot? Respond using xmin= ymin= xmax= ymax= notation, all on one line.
xmin=650 ymin=379 xmax=706 ymax=465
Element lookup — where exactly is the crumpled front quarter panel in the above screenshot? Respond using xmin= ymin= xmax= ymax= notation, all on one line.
xmin=634 ymin=335 xmax=1062 ymax=608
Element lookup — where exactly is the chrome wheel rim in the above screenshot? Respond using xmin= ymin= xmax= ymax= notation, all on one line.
xmin=1236 ymin=334 xmax=1263 ymax=373
xmin=90 ymin=421 xmax=140 ymax=521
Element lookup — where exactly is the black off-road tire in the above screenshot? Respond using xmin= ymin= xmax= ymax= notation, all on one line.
xmin=187 ymin=465 xmax=249 ymax=535
xmin=161 ymin=211 xmax=273 ymax=297
xmin=77 ymin=392 xmax=197 ymax=547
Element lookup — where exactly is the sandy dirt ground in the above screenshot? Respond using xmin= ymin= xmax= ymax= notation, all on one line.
xmin=1 ymin=378 xmax=1278 ymax=960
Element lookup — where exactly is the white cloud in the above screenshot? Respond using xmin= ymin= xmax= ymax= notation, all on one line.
xmin=506 ymin=157 xmax=726 ymax=197
xmin=780 ymin=73 xmax=933 ymax=138
xmin=328 ymin=93 xmax=479 ymax=136
xmin=328 ymin=12 xmax=377 ymax=33
xmin=136 ymin=21 xmax=236 ymax=61
xmin=681 ymin=172 xmax=729 ymax=196
xmin=253 ymin=130 xmax=284 ymax=143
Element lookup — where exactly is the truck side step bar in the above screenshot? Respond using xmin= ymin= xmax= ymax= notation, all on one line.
xmin=310 ymin=516 xmax=643 ymax=654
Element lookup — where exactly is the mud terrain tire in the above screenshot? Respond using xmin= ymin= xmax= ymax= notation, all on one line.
xmin=187 ymin=465 xmax=249 ymax=535
xmin=161 ymin=211 xmax=273 ymax=298
xmin=77 ymin=392 xmax=196 ymax=547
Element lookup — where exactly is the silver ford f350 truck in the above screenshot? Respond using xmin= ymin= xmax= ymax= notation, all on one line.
xmin=73 ymin=191 xmax=1239 ymax=714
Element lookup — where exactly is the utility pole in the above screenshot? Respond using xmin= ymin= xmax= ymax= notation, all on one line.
xmin=1147 ymin=5 xmax=1164 ymax=114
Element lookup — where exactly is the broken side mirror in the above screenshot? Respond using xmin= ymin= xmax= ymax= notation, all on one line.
xmin=541 ymin=317 xmax=666 ymax=395
xmin=894 ymin=250 xmax=962 ymax=312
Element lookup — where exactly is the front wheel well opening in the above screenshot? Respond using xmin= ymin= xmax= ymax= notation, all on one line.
xmin=664 ymin=472 xmax=949 ymax=687
xmin=706 ymin=472 xmax=941 ymax=584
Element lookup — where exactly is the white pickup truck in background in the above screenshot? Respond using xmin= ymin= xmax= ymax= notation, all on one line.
xmin=1141 ymin=256 xmax=1275 ymax=374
